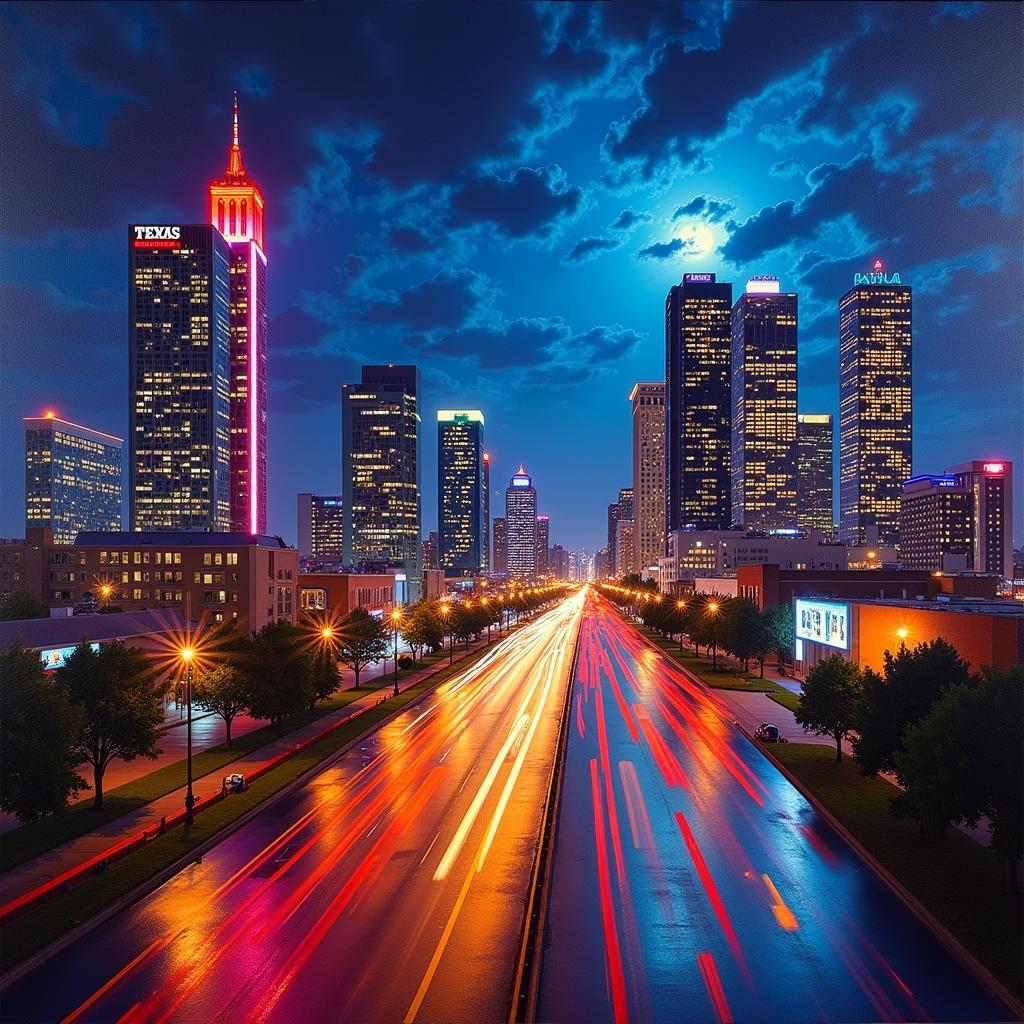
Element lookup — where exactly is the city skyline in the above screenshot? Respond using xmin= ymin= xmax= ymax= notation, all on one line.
xmin=2 ymin=3 xmax=1020 ymax=552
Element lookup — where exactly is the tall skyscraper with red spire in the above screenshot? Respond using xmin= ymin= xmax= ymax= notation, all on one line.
xmin=209 ymin=95 xmax=268 ymax=534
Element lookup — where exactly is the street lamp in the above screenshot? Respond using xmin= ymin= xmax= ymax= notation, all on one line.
xmin=390 ymin=607 xmax=402 ymax=696
xmin=439 ymin=602 xmax=453 ymax=664
xmin=481 ymin=596 xmax=491 ymax=643
xmin=676 ymin=599 xmax=687 ymax=650
xmin=707 ymin=601 xmax=720 ymax=669
xmin=180 ymin=644 xmax=196 ymax=824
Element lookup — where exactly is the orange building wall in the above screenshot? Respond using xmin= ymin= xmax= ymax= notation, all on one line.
xmin=855 ymin=604 xmax=1021 ymax=674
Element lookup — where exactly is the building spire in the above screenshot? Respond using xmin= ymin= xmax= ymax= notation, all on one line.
xmin=227 ymin=91 xmax=245 ymax=178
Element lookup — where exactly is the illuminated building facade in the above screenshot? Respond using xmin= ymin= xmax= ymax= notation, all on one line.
xmin=536 ymin=514 xmax=550 ymax=578
xmin=72 ymin=531 xmax=296 ymax=630
xmin=615 ymin=520 xmax=635 ymax=576
xmin=482 ymin=452 xmax=491 ymax=572
xmin=437 ymin=410 xmax=485 ymax=574
xmin=898 ymin=475 xmax=973 ymax=572
xmin=797 ymin=414 xmax=834 ymax=538
xmin=296 ymin=493 xmax=344 ymax=560
xmin=948 ymin=460 xmax=1014 ymax=580
xmin=505 ymin=467 xmax=537 ymax=580
xmin=839 ymin=267 xmax=912 ymax=545
xmin=492 ymin=517 xmax=508 ymax=576
xmin=618 ymin=487 xmax=634 ymax=521
xmin=631 ymin=382 xmax=666 ymax=574
xmin=24 ymin=415 xmax=123 ymax=545
xmin=341 ymin=365 xmax=421 ymax=572
xmin=731 ymin=278 xmax=798 ymax=530
xmin=208 ymin=96 xmax=268 ymax=534
xmin=666 ymin=274 xmax=733 ymax=533
xmin=129 ymin=224 xmax=231 ymax=532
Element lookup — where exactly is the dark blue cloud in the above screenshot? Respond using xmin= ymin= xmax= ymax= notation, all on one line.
xmin=610 ymin=208 xmax=651 ymax=231
xmin=359 ymin=270 xmax=488 ymax=332
xmin=671 ymin=196 xmax=734 ymax=223
xmin=563 ymin=235 xmax=621 ymax=264
xmin=447 ymin=165 xmax=583 ymax=241
xmin=636 ymin=236 xmax=696 ymax=261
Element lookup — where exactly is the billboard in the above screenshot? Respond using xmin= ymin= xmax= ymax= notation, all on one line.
xmin=40 ymin=642 xmax=101 ymax=671
xmin=794 ymin=599 xmax=849 ymax=651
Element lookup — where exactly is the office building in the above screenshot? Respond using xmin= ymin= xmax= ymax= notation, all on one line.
xmin=492 ymin=517 xmax=508 ymax=576
xmin=482 ymin=452 xmax=491 ymax=572
xmin=630 ymin=382 xmax=666 ymax=574
xmin=899 ymin=475 xmax=972 ymax=572
xmin=24 ymin=414 xmax=123 ymax=545
xmin=665 ymin=273 xmax=733 ymax=533
xmin=615 ymin=520 xmax=635 ymax=576
xmin=731 ymin=277 xmax=798 ymax=530
xmin=505 ymin=467 xmax=537 ymax=581
xmin=797 ymin=414 xmax=834 ymax=538
xmin=421 ymin=532 xmax=439 ymax=571
xmin=129 ymin=223 xmax=231 ymax=532
xmin=341 ymin=365 xmax=421 ymax=572
xmin=298 ymin=573 xmax=394 ymax=618
xmin=839 ymin=262 xmax=912 ymax=545
xmin=296 ymin=494 xmax=344 ymax=560
xmin=437 ymin=410 xmax=485 ymax=574
xmin=948 ymin=460 xmax=1014 ymax=580
xmin=72 ymin=531 xmax=297 ymax=630
xmin=549 ymin=544 xmax=566 ymax=580
xmin=536 ymin=515 xmax=550 ymax=578
xmin=618 ymin=487 xmax=634 ymax=521
xmin=208 ymin=96 xmax=268 ymax=534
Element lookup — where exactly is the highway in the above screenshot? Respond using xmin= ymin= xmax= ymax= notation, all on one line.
xmin=535 ymin=593 xmax=1011 ymax=1024
xmin=1 ymin=593 xmax=584 ymax=1024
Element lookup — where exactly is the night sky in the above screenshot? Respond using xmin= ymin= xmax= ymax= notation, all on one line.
xmin=2 ymin=1 xmax=1021 ymax=552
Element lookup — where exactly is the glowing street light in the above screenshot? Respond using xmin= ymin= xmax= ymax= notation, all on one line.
xmin=179 ymin=643 xmax=197 ymax=824
xmin=439 ymin=601 xmax=453 ymax=664
xmin=390 ymin=607 xmax=403 ymax=696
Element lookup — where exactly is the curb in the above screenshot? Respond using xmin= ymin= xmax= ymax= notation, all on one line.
xmin=0 ymin=634 xmax=509 ymax=995
xmin=616 ymin=606 xmax=1023 ymax=1020
xmin=507 ymin=604 xmax=584 ymax=1023
xmin=747 ymin=729 xmax=1024 ymax=1021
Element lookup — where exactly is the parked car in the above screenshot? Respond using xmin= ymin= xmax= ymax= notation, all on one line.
xmin=754 ymin=723 xmax=787 ymax=743
xmin=223 ymin=772 xmax=247 ymax=794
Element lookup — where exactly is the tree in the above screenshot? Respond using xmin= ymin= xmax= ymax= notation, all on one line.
xmin=0 ymin=588 xmax=48 ymax=621
xmin=721 ymin=598 xmax=763 ymax=671
xmin=244 ymin=621 xmax=315 ymax=735
xmin=763 ymin=603 xmax=793 ymax=665
xmin=58 ymin=641 xmax=165 ymax=809
xmin=311 ymin=645 xmax=341 ymax=706
xmin=892 ymin=665 xmax=1023 ymax=891
xmin=401 ymin=603 xmax=442 ymax=663
xmin=853 ymin=637 xmax=973 ymax=778
xmin=0 ymin=640 xmax=85 ymax=820
xmin=193 ymin=663 xmax=251 ymax=747
xmin=337 ymin=608 xmax=390 ymax=689
xmin=794 ymin=654 xmax=863 ymax=761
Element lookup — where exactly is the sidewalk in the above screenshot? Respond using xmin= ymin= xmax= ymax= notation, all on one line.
xmin=0 ymin=634 xmax=493 ymax=907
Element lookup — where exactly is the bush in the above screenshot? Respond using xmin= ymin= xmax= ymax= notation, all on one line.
xmin=398 ymin=653 xmax=414 ymax=670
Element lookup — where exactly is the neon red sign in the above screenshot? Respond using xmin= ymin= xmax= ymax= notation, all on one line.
xmin=982 ymin=463 xmax=1005 ymax=473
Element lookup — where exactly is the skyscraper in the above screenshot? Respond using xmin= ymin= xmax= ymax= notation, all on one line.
xmin=948 ymin=460 xmax=1014 ymax=580
xmin=618 ymin=487 xmax=634 ymax=521
xmin=129 ymin=223 xmax=231 ymax=532
xmin=208 ymin=95 xmax=268 ymax=534
xmin=731 ymin=277 xmax=798 ymax=530
xmin=839 ymin=261 xmax=912 ymax=545
xmin=615 ymin=520 xmax=635 ymax=576
xmin=665 ymin=273 xmax=733 ymax=533
xmin=630 ymin=382 xmax=666 ymax=574
xmin=536 ymin=514 xmax=550 ymax=578
xmin=24 ymin=413 xmax=123 ymax=544
xmin=482 ymin=451 xmax=491 ymax=573
xmin=797 ymin=414 xmax=834 ymax=538
xmin=505 ymin=467 xmax=537 ymax=581
xmin=898 ymin=475 xmax=972 ymax=572
xmin=421 ymin=531 xmax=439 ymax=570
xmin=341 ymin=365 xmax=421 ymax=571
xmin=492 ymin=517 xmax=508 ymax=576
xmin=437 ymin=410 xmax=485 ymax=574
xmin=296 ymin=494 xmax=344 ymax=560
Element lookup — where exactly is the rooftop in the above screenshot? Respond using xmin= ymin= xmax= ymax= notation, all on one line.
xmin=0 ymin=608 xmax=187 ymax=650
xmin=851 ymin=597 xmax=1024 ymax=617
xmin=74 ymin=531 xmax=293 ymax=549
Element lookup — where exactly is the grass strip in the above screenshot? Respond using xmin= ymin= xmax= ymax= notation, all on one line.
xmin=774 ymin=742 xmax=1023 ymax=999
xmin=628 ymin=621 xmax=801 ymax=711
xmin=0 ymin=656 xmax=446 ymax=873
xmin=0 ymin=647 xmax=484 ymax=975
